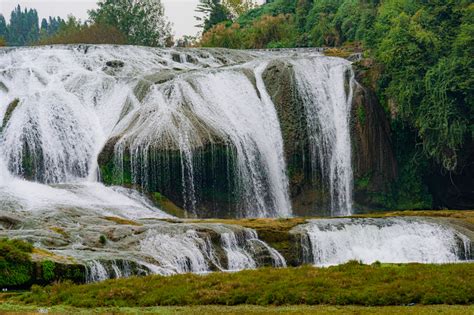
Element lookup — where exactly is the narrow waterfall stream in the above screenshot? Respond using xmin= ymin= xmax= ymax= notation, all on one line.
xmin=291 ymin=57 xmax=354 ymax=216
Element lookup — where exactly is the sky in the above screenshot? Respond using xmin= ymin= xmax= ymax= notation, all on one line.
xmin=0 ymin=0 xmax=203 ymax=38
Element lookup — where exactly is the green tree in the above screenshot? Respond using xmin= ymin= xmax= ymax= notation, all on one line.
xmin=195 ymin=0 xmax=231 ymax=33
xmin=223 ymin=0 xmax=257 ymax=18
xmin=89 ymin=0 xmax=172 ymax=47
xmin=7 ymin=5 xmax=40 ymax=45
xmin=0 ymin=15 xmax=7 ymax=41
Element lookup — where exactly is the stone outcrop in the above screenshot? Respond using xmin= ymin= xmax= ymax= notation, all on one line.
xmin=350 ymin=74 xmax=398 ymax=210
xmin=262 ymin=60 xmax=319 ymax=216
xmin=261 ymin=59 xmax=398 ymax=215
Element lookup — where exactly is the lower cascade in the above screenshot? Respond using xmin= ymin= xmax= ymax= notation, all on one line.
xmin=297 ymin=218 xmax=473 ymax=266
xmin=81 ymin=226 xmax=286 ymax=282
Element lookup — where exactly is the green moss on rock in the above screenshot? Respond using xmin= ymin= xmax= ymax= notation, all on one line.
xmin=1 ymin=239 xmax=86 ymax=289
xmin=1 ymin=98 xmax=19 ymax=132
xmin=0 ymin=238 xmax=34 ymax=288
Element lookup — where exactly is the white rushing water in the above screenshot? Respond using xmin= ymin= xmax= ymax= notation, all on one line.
xmin=301 ymin=218 xmax=472 ymax=266
xmin=113 ymin=61 xmax=292 ymax=217
xmin=291 ymin=57 xmax=354 ymax=216
xmin=0 ymin=45 xmax=356 ymax=217
xmin=138 ymin=226 xmax=286 ymax=276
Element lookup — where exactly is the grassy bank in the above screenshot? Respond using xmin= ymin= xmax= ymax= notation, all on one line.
xmin=1 ymin=304 xmax=473 ymax=314
xmin=5 ymin=262 xmax=473 ymax=308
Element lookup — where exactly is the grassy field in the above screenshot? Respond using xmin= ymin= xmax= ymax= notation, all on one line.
xmin=1 ymin=304 xmax=473 ymax=314
xmin=3 ymin=262 xmax=473 ymax=308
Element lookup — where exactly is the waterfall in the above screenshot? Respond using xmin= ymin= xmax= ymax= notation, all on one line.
xmin=139 ymin=230 xmax=211 ymax=274
xmin=85 ymin=260 xmax=135 ymax=282
xmin=291 ymin=57 xmax=354 ymax=216
xmin=300 ymin=218 xmax=473 ymax=266
xmin=77 ymin=224 xmax=288 ymax=283
xmin=85 ymin=260 xmax=109 ymax=283
xmin=113 ymin=62 xmax=292 ymax=217
xmin=137 ymin=226 xmax=286 ymax=277
xmin=3 ymin=45 xmax=472 ymax=285
xmin=0 ymin=45 xmax=357 ymax=218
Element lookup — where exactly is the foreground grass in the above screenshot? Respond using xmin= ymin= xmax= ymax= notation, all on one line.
xmin=5 ymin=262 xmax=474 ymax=308
xmin=1 ymin=304 xmax=473 ymax=314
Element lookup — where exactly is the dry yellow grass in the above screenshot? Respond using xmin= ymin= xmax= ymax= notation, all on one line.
xmin=102 ymin=216 xmax=142 ymax=226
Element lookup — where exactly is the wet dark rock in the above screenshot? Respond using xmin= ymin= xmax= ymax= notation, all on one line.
xmin=2 ymin=98 xmax=19 ymax=130
xmin=106 ymin=60 xmax=125 ymax=68
xmin=171 ymin=53 xmax=182 ymax=63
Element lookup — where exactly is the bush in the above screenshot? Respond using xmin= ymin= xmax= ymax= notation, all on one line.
xmin=201 ymin=14 xmax=297 ymax=49
xmin=37 ymin=22 xmax=127 ymax=45
xmin=42 ymin=261 xmax=55 ymax=282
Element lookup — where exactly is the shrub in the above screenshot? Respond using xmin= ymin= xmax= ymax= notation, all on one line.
xmin=201 ymin=14 xmax=297 ymax=49
xmin=37 ymin=23 xmax=127 ymax=45
xmin=42 ymin=260 xmax=55 ymax=282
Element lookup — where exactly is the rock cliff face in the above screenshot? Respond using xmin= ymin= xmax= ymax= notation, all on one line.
xmin=350 ymin=80 xmax=398 ymax=210
xmin=262 ymin=61 xmax=322 ymax=216
xmin=427 ymin=145 xmax=474 ymax=210
xmin=262 ymin=59 xmax=398 ymax=216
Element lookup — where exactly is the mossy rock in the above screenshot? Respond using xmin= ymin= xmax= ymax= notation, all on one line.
xmin=262 ymin=61 xmax=332 ymax=215
xmin=0 ymin=238 xmax=86 ymax=289
xmin=98 ymin=136 xmax=241 ymax=218
xmin=1 ymin=98 xmax=19 ymax=132
xmin=0 ymin=238 xmax=34 ymax=288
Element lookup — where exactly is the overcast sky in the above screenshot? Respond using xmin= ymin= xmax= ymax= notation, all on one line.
xmin=0 ymin=0 xmax=203 ymax=38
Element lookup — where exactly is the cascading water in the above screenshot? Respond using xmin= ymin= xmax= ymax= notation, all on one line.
xmin=85 ymin=260 xmax=135 ymax=282
xmin=291 ymin=57 xmax=354 ymax=216
xmin=299 ymin=218 xmax=473 ymax=266
xmin=137 ymin=225 xmax=286 ymax=277
xmin=112 ymin=61 xmax=292 ymax=217
xmin=0 ymin=45 xmax=357 ymax=218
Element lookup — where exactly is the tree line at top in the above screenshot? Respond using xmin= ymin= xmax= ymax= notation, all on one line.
xmin=0 ymin=5 xmax=64 ymax=46
xmin=0 ymin=0 xmax=258 ymax=47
